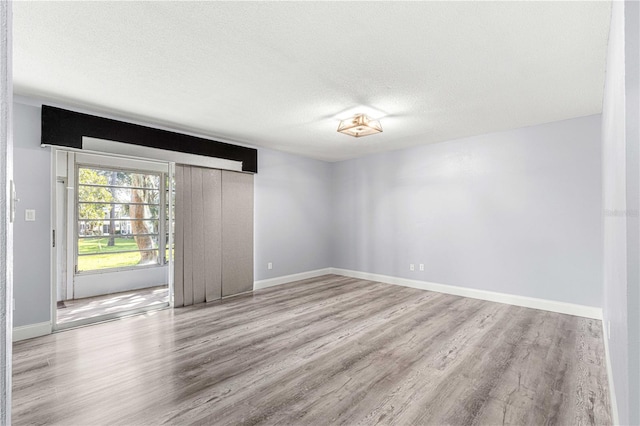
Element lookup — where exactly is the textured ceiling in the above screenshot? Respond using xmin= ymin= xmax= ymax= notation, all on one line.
xmin=13 ymin=1 xmax=611 ymax=162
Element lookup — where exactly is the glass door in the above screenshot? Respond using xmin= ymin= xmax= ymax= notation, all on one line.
xmin=55 ymin=152 xmax=172 ymax=328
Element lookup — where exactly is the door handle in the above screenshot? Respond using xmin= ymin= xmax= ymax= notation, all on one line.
xmin=10 ymin=180 xmax=19 ymax=223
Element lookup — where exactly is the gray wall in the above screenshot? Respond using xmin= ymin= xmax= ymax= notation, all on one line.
xmin=13 ymin=101 xmax=605 ymax=333
xmin=13 ymin=103 xmax=51 ymax=327
xmin=11 ymin=101 xmax=334 ymax=327
xmin=332 ymin=115 xmax=603 ymax=307
xmin=254 ymin=147 xmax=332 ymax=280
xmin=624 ymin=3 xmax=640 ymax=423
xmin=601 ymin=1 xmax=640 ymax=424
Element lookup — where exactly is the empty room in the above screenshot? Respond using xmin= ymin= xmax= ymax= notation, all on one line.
xmin=1 ymin=0 xmax=639 ymax=425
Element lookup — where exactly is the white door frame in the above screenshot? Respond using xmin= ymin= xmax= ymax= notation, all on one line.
xmin=65 ymin=152 xmax=74 ymax=300
xmin=50 ymin=148 xmax=176 ymax=330
xmin=0 ymin=0 xmax=13 ymax=422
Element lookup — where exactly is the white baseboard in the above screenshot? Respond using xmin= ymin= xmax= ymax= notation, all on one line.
xmin=602 ymin=319 xmax=620 ymax=425
xmin=13 ymin=321 xmax=51 ymax=342
xmin=330 ymin=268 xmax=603 ymax=320
xmin=254 ymin=268 xmax=334 ymax=290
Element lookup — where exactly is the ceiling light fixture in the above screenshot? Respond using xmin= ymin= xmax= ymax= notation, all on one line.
xmin=337 ymin=114 xmax=383 ymax=138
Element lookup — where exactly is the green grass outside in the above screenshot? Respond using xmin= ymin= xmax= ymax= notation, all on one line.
xmin=78 ymin=237 xmax=153 ymax=271
xmin=78 ymin=237 xmax=141 ymax=254
xmin=78 ymin=251 xmax=143 ymax=271
xmin=77 ymin=237 xmax=172 ymax=271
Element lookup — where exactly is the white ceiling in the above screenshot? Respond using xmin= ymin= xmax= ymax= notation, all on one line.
xmin=13 ymin=1 xmax=611 ymax=162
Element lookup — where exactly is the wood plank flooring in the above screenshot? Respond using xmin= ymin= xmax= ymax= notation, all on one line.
xmin=13 ymin=275 xmax=611 ymax=425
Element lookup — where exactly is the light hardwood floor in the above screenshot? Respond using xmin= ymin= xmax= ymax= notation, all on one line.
xmin=13 ymin=275 xmax=611 ymax=425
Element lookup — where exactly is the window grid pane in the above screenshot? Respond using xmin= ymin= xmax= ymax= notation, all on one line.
xmin=76 ymin=166 xmax=164 ymax=272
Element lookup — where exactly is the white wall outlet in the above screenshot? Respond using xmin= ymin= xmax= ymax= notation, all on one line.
xmin=409 ymin=264 xmax=415 ymax=271
xmin=25 ymin=209 xmax=36 ymax=221
xmin=267 ymin=262 xmax=273 ymax=270
xmin=419 ymin=264 xmax=424 ymax=271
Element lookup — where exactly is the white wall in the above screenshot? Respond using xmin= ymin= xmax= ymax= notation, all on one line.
xmin=601 ymin=1 xmax=640 ymax=424
xmin=332 ymin=115 xmax=603 ymax=308
xmin=254 ymin=148 xmax=332 ymax=280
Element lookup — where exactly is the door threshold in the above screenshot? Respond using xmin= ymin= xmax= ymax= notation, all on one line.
xmin=54 ymin=303 xmax=170 ymax=332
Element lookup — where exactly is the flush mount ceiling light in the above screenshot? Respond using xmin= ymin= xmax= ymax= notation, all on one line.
xmin=337 ymin=114 xmax=383 ymax=138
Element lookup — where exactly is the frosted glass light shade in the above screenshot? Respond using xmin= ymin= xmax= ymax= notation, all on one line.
xmin=337 ymin=114 xmax=383 ymax=138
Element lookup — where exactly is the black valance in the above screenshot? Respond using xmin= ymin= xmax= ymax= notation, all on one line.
xmin=41 ymin=105 xmax=257 ymax=173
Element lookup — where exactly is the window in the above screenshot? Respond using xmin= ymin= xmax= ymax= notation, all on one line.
xmin=76 ymin=165 xmax=165 ymax=272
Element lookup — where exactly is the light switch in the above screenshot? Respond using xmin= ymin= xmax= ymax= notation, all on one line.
xmin=25 ymin=209 xmax=36 ymax=221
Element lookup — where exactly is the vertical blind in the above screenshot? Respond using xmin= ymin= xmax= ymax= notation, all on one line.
xmin=174 ymin=165 xmax=253 ymax=307
xmin=174 ymin=165 xmax=222 ymax=306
